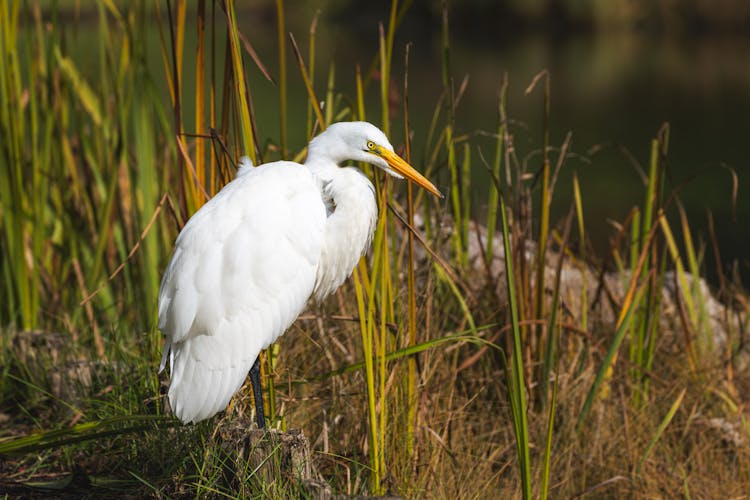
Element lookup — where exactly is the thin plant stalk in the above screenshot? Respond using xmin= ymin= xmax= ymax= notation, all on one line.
xmin=485 ymin=74 xmax=508 ymax=261
xmin=499 ymin=191 xmax=532 ymax=499
xmin=403 ymin=42 xmax=418 ymax=468
xmin=275 ymin=0 xmax=287 ymax=158
xmin=289 ymin=32 xmax=325 ymax=131
xmin=635 ymin=388 xmax=687 ymax=477
xmin=225 ymin=1 xmax=257 ymax=163
xmin=577 ymin=217 xmax=663 ymax=430
xmin=572 ymin=172 xmax=587 ymax=331
xmin=194 ymin=0 xmax=207 ymax=207
xmin=306 ymin=12 xmax=319 ymax=138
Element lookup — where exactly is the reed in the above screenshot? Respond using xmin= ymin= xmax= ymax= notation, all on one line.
xmin=1 ymin=2 xmax=748 ymax=498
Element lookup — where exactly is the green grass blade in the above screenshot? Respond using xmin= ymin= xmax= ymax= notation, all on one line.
xmin=275 ymin=0 xmax=287 ymax=158
xmin=499 ymin=193 xmax=532 ymax=499
xmin=540 ymin=330 xmax=559 ymax=500
xmin=289 ymin=32 xmax=325 ymax=131
xmin=225 ymin=1 xmax=256 ymax=162
xmin=485 ymin=74 xmax=508 ymax=261
xmin=636 ymin=388 xmax=687 ymax=477
xmin=0 ymin=415 xmax=175 ymax=455
xmin=313 ymin=325 xmax=498 ymax=380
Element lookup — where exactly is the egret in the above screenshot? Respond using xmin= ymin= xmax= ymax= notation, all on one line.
xmin=158 ymin=121 xmax=441 ymax=427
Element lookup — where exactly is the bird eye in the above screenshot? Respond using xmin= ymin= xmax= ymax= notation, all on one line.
xmin=366 ymin=141 xmax=376 ymax=150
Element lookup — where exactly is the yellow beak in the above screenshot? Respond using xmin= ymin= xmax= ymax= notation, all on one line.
xmin=379 ymin=148 xmax=443 ymax=198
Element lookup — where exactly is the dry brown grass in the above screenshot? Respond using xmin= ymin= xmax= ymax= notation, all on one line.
xmin=211 ymin=252 xmax=750 ymax=498
xmin=2 ymin=2 xmax=749 ymax=498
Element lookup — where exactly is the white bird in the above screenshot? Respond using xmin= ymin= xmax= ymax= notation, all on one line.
xmin=158 ymin=121 xmax=441 ymax=426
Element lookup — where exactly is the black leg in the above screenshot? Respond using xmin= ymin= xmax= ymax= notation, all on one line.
xmin=249 ymin=357 xmax=266 ymax=429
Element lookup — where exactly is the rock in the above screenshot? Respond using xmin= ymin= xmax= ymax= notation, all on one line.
xmin=405 ymin=214 xmax=746 ymax=357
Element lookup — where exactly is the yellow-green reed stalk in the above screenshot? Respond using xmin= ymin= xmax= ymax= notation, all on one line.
xmin=639 ymin=138 xmax=661 ymax=330
xmin=526 ymin=70 xmax=551 ymax=406
xmin=572 ymin=172 xmax=587 ymax=331
xmin=356 ymin=65 xmax=366 ymax=122
xmin=540 ymin=225 xmax=572 ymax=466
xmin=635 ymin=387 xmax=687 ymax=479
xmin=370 ymin=44 xmax=386 ymax=484
xmin=324 ymin=62 xmax=336 ymax=126
xmin=355 ymin=64 xmax=374 ymax=177
xmin=377 ymin=19 xmax=400 ymax=490
xmin=314 ymin=322 xmax=496 ymax=380
xmin=539 ymin=207 xmax=573 ymax=409
xmin=275 ymin=0 xmax=287 ymax=158
xmin=352 ymin=266 xmax=378 ymax=492
xmin=208 ymin=0 xmax=217 ymax=193
xmin=678 ymin=203 xmax=711 ymax=355
xmin=541 ymin=284 xmax=564 ymax=500
xmin=378 ymin=185 xmax=391 ymax=494
xmin=306 ymin=12 xmax=320 ymax=138
xmin=133 ymin=82 xmax=161 ymax=330
xmin=499 ymin=185 xmax=532 ymax=499
xmin=402 ymin=43 xmax=418 ymax=467
xmin=161 ymin=0 xmax=189 ymax=216
xmin=628 ymin=207 xmax=641 ymax=386
xmin=540 ymin=291 xmax=563 ymax=500
xmin=630 ymin=132 xmax=668 ymax=404
xmin=485 ymin=75 xmax=508 ymax=261
xmin=641 ymin=139 xmax=659 ymax=274
xmin=577 ymin=218 xmax=661 ymax=431
xmin=540 ymin=341 xmax=559 ymax=500
xmin=380 ymin=0 xmax=399 ymax=134
xmin=194 ymin=0 xmax=207 ymax=205
xmin=642 ymin=247 xmax=668 ymax=400
xmin=225 ymin=0 xmax=256 ymax=164
xmin=354 ymin=209 xmax=390 ymax=494
xmin=440 ymin=1 xmax=464 ymax=266
xmin=446 ymin=125 xmax=462 ymax=261
xmin=173 ymin=1 xmax=186 ymax=79
xmin=418 ymin=93 xmax=446 ymax=242
xmin=461 ymin=143 xmax=471 ymax=242
xmin=289 ymin=33 xmax=325 ymax=131
xmin=659 ymin=213 xmax=703 ymax=362
xmin=350 ymin=77 xmax=382 ymax=490
xmin=0 ymin=0 xmax=38 ymax=328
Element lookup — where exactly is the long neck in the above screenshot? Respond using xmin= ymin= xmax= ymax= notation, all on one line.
xmin=305 ymin=131 xmax=352 ymax=171
xmin=311 ymin=166 xmax=378 ymax=301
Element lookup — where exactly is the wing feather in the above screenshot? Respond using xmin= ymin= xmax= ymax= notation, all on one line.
xmin=158 ymin=162 xmax=325 ymax=423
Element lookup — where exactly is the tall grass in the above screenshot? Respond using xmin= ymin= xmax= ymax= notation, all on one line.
xmin=1 ymin=1 xmax=748 ymax=498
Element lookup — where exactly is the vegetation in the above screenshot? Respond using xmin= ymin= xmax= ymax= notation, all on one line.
xmin=1 ymin=1 xmax=748 ymax=497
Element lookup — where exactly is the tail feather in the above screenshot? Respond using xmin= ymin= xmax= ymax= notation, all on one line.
xmin=166 ymin=330 xmax=260 ymax=423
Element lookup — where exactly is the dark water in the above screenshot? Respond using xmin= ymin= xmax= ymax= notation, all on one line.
xmin=60 ymin=7 xmax=750 ymax=283
xmin=440 ymin=31 xmax=750 ymax=283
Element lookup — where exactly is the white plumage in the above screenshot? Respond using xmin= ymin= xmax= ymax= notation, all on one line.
xmin=158 ymin=121 xmax=441 ymax=424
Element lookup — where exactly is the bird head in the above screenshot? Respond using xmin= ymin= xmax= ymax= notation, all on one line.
xmin=307 ymin=121 xmax=443 ymax=198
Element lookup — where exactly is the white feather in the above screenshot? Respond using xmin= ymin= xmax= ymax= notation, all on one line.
xmin=159 ymin=163 xmax=325 ymax=423
xmin=157 ymin=121 xmax=440 ymax=423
